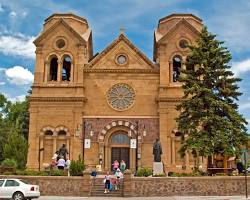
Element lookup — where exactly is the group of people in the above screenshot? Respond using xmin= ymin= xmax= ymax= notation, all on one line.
xmin=103 ymin=160 xmax=126 ymax=194
xmin=51 ymin=144 xmax=71 ymax=175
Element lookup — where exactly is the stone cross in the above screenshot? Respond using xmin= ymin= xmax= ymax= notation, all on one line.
xmin=119 ymin=26 xmax=125 ymax=35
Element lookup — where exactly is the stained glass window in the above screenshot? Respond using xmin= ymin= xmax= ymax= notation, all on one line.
xmin=111 ymin=133 xmax=130 ymax=144
xmin=107 ymin=83 xmax=135 ymax=111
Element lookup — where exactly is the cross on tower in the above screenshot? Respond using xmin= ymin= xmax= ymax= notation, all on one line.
xmin=119 ymin=26 xmax=125 ymax=35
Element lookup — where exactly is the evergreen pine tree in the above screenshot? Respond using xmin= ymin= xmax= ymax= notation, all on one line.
xmin=176 ymin=27 xmax=248 ymax=163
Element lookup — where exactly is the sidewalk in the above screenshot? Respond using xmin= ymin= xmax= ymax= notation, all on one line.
xmin=39 ymin=196 xmax=250 ymax=200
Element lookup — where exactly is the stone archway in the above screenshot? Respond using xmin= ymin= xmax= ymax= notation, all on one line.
xmin=98 ymin=120 xmax=139 ymax=171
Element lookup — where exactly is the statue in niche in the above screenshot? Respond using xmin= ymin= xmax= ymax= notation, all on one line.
xmin=153 ymin=138 xmax=162 ymax=162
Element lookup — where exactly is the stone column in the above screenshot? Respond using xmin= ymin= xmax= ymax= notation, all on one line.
xmin=57 ymin=61 xmax=62 ymax=82
xmin=70 ymin=63 xmax=74 ymax=82
xmin=104 ymin=145 xmax=108 ymax=171
xmin=171 ymin=134 xmax=175 ymax=165
xmin=39 ymin=136 xmax=44 ymax=170
xmin=66 ymin=136 xmax=70 ymax=156
xmin=26 ymin=109 xmax=39 ymax=170
xmin=52 ymin=135 xmax=57 ymax=154
xmin=169 ymin=61 xmax=173 ymax=83
xmin=167 ymin=136 xmax=171 ymax=167
xmin=44 ymin=61 xmax=49 ymax=82
xmin=99 ymin=142 xmax=104 ymax=168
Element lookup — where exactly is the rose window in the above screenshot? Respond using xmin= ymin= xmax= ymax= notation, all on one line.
xmin=107 ymin=83 xmax=135 ymax=111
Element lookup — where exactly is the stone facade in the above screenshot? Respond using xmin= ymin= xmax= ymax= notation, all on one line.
xmin=27 ymin=13 xmax=205 ymax=172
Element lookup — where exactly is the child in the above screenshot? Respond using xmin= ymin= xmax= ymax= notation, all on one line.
xmin=65 ymin=156 xmax=71 ymax=176
xmin=104 ymin=171 xmax=110 ymax=194
xmin=114 ymin=168 xmax=122 ymax=190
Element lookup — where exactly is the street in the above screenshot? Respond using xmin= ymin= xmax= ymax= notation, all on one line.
xmin=39 ymin=196 xmax=250 ymax=200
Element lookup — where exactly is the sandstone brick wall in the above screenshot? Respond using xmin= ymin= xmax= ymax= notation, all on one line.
xmin=129 ymin=176 xmax=249 ymax=196
xmin=0 ymin=175 xmax=91 ymax=196
xmin=1 ymin=175 xmax=249 ymax=197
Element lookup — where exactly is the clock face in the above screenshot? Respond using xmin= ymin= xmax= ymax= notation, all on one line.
xmin=117 ymin=54 xmax=127 ymax=65
xmin=107 ymin=83 xmax=135 ymax=111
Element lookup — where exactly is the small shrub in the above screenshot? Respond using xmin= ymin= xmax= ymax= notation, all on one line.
xmin=1 ymin=159 xmax=17 ymax=168
xmin=136 ymin=167 xmax=145 ymax=177
xmin=144 ymin=168 xmax=152 ymax=177
xmin=153 ymin=173 xmax=166 ymax=177
xmin=136 ymin=167 xmax=152 ymax=177
xmin=50 ymin=169 xmax=64 ymax=176
xmin=3 ymin=171 xmax=13 ymax=175
xmin=70 ymin=157 xmax=85 ymax=176
xmin=15 ymin=170 xmax=47 ymax=176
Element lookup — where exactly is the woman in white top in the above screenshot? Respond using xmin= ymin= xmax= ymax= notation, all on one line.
xmin=57 ymin=156 xmax=65 ymax=170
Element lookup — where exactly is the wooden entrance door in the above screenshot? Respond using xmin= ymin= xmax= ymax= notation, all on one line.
xmin=111 ymin=147 xmax=130 ymax=169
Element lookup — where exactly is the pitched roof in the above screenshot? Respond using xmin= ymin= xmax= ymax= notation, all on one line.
xmin=33 ymin=19 xmax=86 ymax=46
xmin=158 ymin=13 xmax=202 ymax=25
xmin=86 ymin=33 xmax=156 ymax=69
xmin=157 ymin=18 xmax=201 ymax=43
xmin=45 ymin=13 xmax=88 ymax=26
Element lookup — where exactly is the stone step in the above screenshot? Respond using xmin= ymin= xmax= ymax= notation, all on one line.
xmin=91 ymin=193 xmax=123 ymax=197
xmin=91 ymin=179 xmax=123 ymax=197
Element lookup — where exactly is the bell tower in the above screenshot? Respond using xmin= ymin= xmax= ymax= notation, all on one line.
xmin=27 ymin=13 xmax=92 ymax=169
xmin=154 ymin=14 xmax=203 ymax=171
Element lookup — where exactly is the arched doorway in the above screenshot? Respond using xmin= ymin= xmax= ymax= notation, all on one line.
xmin=110 ymin=131 xmax=130 ymax=170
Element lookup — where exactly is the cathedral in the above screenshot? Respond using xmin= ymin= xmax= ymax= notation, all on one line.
xmin=27 ymin=13 xmax=207 ymax=172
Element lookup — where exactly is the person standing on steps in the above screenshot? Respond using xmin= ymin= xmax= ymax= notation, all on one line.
xmin=120 ymin=160 xmax=126 ymax=173
xmin=104 ymin=171 xmax=111 ymax=194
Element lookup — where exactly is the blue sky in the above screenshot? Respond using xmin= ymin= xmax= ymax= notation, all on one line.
xmin=0 ymin=0 xmax=250 ymax=129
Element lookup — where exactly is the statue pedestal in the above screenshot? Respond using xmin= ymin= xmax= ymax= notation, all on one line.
xmin=153 ymin=162 xmax=164 ymax=175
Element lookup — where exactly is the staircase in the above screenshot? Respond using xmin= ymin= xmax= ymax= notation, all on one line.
xmin=90 ymin=176 xmax=123 ymax=197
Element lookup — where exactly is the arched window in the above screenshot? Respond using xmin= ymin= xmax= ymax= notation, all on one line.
xmin=58 ymin=130 xmax=67 ymax=136
xmin=173 ymin=55 xmax=182 ymax=82
xmin=111 ymin=133 xmax=130 ymax=144
xmin=62 ymin=56 xmax=72 ymax=81
xmin=49 ymin=57 xmax=58 ymax=81
xmin=45 ymin=130 xmax=53 ymax=136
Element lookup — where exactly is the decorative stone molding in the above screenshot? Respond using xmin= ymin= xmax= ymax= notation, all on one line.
xmin=83 ymin=68 xmax=159 ymax=74
xmin=156 ymin=97 xmax=182 ymax=102
xmin=41 ymin=126 xmax=55 ymax=136
xmin=29 ymin=96 xmax=87 ymax=102
xmin=99 ymin=120 xmax=137 ymax=141
xmin=55 ymin=125 xmax=69 ymax=136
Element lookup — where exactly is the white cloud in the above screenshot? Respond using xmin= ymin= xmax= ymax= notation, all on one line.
xmin=0 ymin=34 xmax=35 ymax=59
xmin=0 ymin=82 xmax=5 ymax=85
xmin=232 ymin=59 xmax=250 ymax=76
xmin=5 ymin=66 xmax=34 ymax=85
xmin=205 ymin=1 xmax=250 ymax=54
xmin=240 ymin=102 xmax=250 ymax=110
xmin=9 ymin=11 xmax=17 ymax=17
xmin=0 ymin=4 xmax=4 ymax=12
xmin=9 ymin=94 xmax=26 ymax=102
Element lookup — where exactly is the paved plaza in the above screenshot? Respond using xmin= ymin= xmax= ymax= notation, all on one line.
xmin=40 ymin=196 xmax=250 ymax=200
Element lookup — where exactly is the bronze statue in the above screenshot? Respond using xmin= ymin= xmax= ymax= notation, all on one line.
xmin=153 ymin=138 xmax=162 ymax=162
xmin=59 ymin=144 xmax=69 ymax=159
